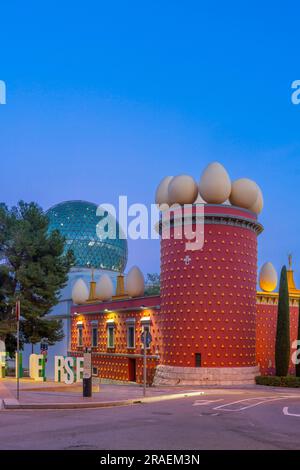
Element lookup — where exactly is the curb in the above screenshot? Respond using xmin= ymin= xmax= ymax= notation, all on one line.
xmin=2 ymin=391 xmax=205 ymax=410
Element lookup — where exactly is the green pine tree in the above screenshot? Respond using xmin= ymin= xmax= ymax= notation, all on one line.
xmin=0 ymin=201 xmax=75 ymax=355
xmin=275 ymin=265 xmax=291 ymax=377
xmin=296 ymin=300 xmax=300 ymax=378
xmin=0 ymin=204 xmax=17 ymax=355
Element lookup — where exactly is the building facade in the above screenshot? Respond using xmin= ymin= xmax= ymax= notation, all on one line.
xmin=70 ymin=203 xmax=300 ymax=385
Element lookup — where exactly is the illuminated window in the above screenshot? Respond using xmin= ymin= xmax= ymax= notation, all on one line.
xmin=127 ymin=325 xmax=135 ymax=348
xmin=126 ymin=318 xmax=136 ymax=349
xmin=77 ymin=325 xmax=83 ymax=347
xmin=107 ymin=325 xmax=115 ymax=348
xmin=91 ymin=326 xmax=98 ymax=347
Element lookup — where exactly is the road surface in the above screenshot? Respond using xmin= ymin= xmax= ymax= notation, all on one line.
xmin=1 ymin=387 xmax=300 ymax=450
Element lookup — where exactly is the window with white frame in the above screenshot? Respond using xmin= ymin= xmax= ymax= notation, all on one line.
xmin=127 ymin=324 xmax=135 ymax=349
xmin=91 ymin=325 xmax=98 ymax=347
xmin=77 ymin=324 xmax=83 ymax=347
xmin=107 ymin=324 xmax=115 ymax=348
xmin=141 ymin=319 xmax=151 ymax=349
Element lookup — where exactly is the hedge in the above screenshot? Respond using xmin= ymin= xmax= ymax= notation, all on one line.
xmin=255 ymin=376 xmax=300 ymax=388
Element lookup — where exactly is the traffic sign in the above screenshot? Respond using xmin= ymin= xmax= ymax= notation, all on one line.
xmin=40 ymin=338 xmax=49 ymax=353
xmin=141 ymin=331 xmax=152 ymax=348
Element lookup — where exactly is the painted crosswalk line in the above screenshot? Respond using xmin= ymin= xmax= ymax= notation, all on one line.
xmin=283 ymin=407 xmax=300 ymax=417
xmin=192 ymin=399 xmax=224 ymax=407
xmin=212 ymin=396 xmax=298 ymax=412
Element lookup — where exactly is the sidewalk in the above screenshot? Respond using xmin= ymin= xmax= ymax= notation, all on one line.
xmin=0 ymin=378 xmax=206 ymax=410
xmin=2 ymin=378 xmax=296 ymax=411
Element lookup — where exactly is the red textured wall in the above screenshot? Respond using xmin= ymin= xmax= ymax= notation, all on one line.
xmin=256 ymin=301 xmax=299 ymax=375
xmin=70 ymin=297 xmax=160 ymax=384
xmin=159 ymin=205 xmax=259 ymax=368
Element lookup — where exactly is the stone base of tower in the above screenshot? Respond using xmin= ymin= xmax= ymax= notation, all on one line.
xmin=153 ymin=365 xmax=260 ymax=386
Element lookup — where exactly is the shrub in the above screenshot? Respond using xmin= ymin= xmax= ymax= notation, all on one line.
xmin=255 ymin=375 xmax=300 ymax=388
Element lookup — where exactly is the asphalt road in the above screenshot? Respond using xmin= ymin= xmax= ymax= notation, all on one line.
xmin=1 ymin=388 xmax=300 ymax=450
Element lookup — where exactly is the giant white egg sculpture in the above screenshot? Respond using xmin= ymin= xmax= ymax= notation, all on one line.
xmin=125 ymin=266 xmax=145 ymax=297
xmin=168 ymin=174 xmax=198 ymax=205
xmin=249 ymin=185 xmax=264 ymax=215
xmin=229 ymin=178 xmax=259 ymax=209
xmin=155 ymin=176 xmax=173 ymax=206
xmin=72 ymin=278 xmax=89 ymax=304
xmin=96 ymin=274 xmax=113 ymax=301
xmin=199 ymin=162 xmax=231 ymax=204
xmin=259 ymin=262 xmax=278 ymax=292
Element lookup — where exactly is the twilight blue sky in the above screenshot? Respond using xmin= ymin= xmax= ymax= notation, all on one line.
xmin=0 ymin=1 xmax=300 ymax=281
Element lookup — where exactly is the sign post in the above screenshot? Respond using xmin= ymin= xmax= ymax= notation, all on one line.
xmin=83 ymin=347 xmax=92 ymax=397
xmin=40 ymin=338 xmax=49 ymax=356
xmin=40 ymin=337 xmax=49 ymax=379
xmin=143 ymin=331 xmax=147 ymax=397
xmin=15 ymin=300 xmax=20 ymax=400
xmin=141 ymin=330 xmax=152 ymax=397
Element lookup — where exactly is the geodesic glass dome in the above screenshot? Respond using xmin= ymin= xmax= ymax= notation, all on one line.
xmin=47 ymin=200 xmax=128 ymax=272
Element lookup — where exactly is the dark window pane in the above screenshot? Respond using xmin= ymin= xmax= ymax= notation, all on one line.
xmin=108 ymin=326 xmax=114 ymax=348
xmin=92 ymin=327 xmax=98 ymax=347
xmin=127 ymin=326 xmax=135 ymax=348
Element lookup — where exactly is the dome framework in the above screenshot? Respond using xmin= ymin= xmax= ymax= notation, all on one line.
xmin=47 ymin=200 xmax=128 ymax=272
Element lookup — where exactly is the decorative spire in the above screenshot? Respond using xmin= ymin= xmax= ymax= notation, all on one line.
xmin=288 ymin=253 xmax=293 ymax=270
xmin=88 ymin=266 xmax=97 ymax=301
xmin=112 ymin=272 xmax=129 ymax=300
xmin=286 ymin=254 xmax=300 ymax=295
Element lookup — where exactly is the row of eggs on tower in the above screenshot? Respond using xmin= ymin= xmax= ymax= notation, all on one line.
xmin=72 ymin=261 xmax=282 ymax=301
xmin=155 ymin=162 xmax=263 ymax=215
xmin=72 ymin=266 xmax=145 ymax=304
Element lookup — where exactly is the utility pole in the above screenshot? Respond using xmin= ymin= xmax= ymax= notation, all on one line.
xmin=143 ymin=331 xmax=147 ymax=397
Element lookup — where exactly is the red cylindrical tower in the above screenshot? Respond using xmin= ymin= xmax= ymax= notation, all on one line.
xmin=154 ymin=204 xmax=263 ymax=385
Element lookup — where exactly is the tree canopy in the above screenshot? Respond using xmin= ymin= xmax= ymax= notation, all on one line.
xmin=0 ymin=201 xmax=74 ymax=355
xmin=144 ymin=273 xmax=160 ymax=296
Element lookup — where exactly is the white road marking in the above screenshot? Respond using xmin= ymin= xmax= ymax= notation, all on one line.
xmin=283 ymin=407 xmax=300 ymax=417
xmin=193 ymin=399 xmax=224 ymax=407
xmin=213 ymin=396 xmax=297 ymax=412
